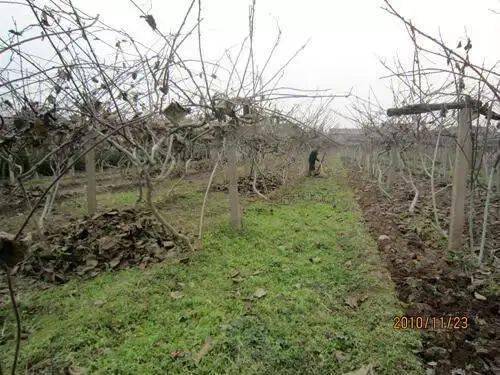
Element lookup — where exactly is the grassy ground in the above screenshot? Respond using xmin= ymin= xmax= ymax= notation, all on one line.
xmin=0 ymin=161 xmax=423 ymax=374
xmin=1 ymin=174 xmax=223 ymax=234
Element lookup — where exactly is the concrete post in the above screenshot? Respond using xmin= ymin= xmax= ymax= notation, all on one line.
xmin=448 ymin=101 xmax=472 ymax=251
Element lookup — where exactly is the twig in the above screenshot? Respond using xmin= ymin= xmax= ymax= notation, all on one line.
xmin=198 ymin=151 xmax=222 ymax=239
xmin=1 ymin=265 xmax=21 ymax=375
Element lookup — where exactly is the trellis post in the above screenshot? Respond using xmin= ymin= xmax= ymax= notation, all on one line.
xmin=85 ymin=132 xmax=97 ymax=215
xmin=448 ymin=101 xmax=472 ymax=250
xmin=226 ymin=133 xmax=241 ymax=230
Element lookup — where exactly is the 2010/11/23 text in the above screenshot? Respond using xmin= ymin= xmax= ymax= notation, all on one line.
xmin=393 ymin=316 xmax=468 ymax=330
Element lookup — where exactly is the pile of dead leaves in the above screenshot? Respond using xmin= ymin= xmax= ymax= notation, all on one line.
xmin=212 ymin=174 xmax=282 ymax=195
xmin=16 ymin=208 xmax=179 ymax=283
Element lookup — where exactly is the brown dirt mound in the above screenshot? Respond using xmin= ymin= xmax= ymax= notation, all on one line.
xmin=346 ymin=168 xmax=500 ymax=375
xmin=212 ymin=174 xmax=282 ymax=195
xmin=16 ymin=208 xmax=180 ymax=283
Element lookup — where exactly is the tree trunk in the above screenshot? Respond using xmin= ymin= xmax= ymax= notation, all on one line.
xmin=198 ymin=152 xmax=222 ymax=240
xmin=38 ymin=179 xmax=60 ymax=230
xmin=429 ymin=128 xmax=447 ymax=237
xmin=144 ymin=171 xmax=193 ymax=251
xmin=8 ymin=156 xmax=16 ymax=185
xmin=252 ymin=165 xmax=269 ymax=200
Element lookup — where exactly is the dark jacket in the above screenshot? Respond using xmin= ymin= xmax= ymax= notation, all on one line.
xmin=308 ymin=150 xmax=319 ymax=165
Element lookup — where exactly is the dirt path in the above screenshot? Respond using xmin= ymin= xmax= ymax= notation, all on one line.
xmin=347 ymin=169 xmax=499 ymax=375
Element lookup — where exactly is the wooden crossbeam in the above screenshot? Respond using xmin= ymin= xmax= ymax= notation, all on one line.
xmin=387 ymin=100 xmax=500 ymax=120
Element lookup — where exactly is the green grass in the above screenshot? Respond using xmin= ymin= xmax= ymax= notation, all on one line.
xmin=0 ymin=161 xmax=423 ymax=374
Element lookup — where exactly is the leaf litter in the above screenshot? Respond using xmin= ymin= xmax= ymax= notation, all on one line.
xmin=15 ymin=208 xmax=181 ymax=283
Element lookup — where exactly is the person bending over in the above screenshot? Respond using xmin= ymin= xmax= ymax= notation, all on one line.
xmin=308 ymin=149 xmax=319 ymax=176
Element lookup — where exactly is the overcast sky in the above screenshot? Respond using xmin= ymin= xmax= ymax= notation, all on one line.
xmin=1 ymin=0 xmax=499 ymax=127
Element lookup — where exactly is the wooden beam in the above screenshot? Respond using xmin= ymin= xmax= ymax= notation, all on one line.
xmin=387 ymin=100 xmax=500 ymax=120
xmin=448 ymin=103 xmax=472 ymax=251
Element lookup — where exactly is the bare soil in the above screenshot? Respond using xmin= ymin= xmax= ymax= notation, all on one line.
xmin=212 ymin=174 xmax=283 ymax=196
xmin=347 ymin=168 xmax=500 ymax=375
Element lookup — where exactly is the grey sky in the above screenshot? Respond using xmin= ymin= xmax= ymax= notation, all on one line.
xmin=1 ymin=0 xmax=499 ymax=126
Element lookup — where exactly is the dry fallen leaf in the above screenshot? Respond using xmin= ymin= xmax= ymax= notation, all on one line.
xmin=98 ymin=236 xmax=117 ymax=251
xmin=170 ymin=350 xmax=184 ymax=359
xmin=230 ymin=270 xmax=240 ymax=278
xmin=141 ymin=14 xmax=157 ymax=31
xmin=66 ymin=365 xmax=87 ymax=375
xmin=334 ymin=350 xmax=348 ymax=363
xmin=232 ymin=276 xmax=244 ymax=283
xmin=193 ymin=336 xmax=213 ymax=364
xmin=85 ymin=257 xmax=98 ymax=269
xmin=473 ymin=292 xmax=487 ymax=301
xmin=345 ymin=295 xmax=359 ymax=309
xmin=108 ymin=256 xmax=122 ymax=269
xmin=170 ymin=291 xmax=184 ymax=300
xmin=162 ymin=241 xmax=175 ymax=249
xmin=343 ymin=363 xmax=375 ymax=375
xmin=253 ymin=288 xmax=267 ymax=299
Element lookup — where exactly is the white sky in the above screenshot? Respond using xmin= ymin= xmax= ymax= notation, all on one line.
xmin=1 ymin=0 xmax=499 ymax=127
